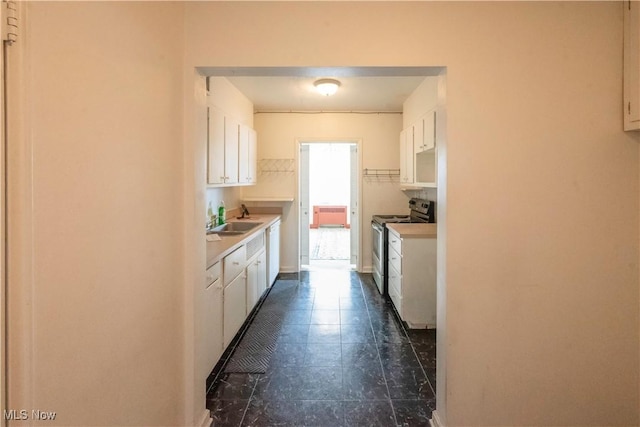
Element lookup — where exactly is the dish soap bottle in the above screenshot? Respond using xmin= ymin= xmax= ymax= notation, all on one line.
xmin=218 ymin=200 xmax=226 ymax=225
xmin=207 ymin=201 xmax=217 ymax=229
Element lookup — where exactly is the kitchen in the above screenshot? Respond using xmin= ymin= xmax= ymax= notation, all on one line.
xmin=202 ymin=70 xmax=442 ymax=424
xmin=8 ymin=2 xmax=638 ymax=427
xmin=203 ymin=71 xmax=441 ymax=275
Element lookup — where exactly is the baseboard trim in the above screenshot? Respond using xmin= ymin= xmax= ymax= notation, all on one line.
xmin=430 ymin=410 xmax=445 ymax=427
xmin=197 ymin=409 xmax=212 ymax=427
xmin=361 ymin=266 xmax=373 ymax=273
xmin=280 ymin=266 xmax=297 ymax=273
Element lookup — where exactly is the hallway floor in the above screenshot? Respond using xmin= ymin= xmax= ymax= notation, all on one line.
xmin=207 ymin=271 xmax=436 ymax=426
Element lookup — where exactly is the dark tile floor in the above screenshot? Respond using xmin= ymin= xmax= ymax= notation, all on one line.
xmin=207 ymin=270 xmax=436 ymax=427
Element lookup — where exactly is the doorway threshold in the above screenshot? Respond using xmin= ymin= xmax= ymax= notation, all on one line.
xmin=303 ymin=260 xmax=355 ymax=271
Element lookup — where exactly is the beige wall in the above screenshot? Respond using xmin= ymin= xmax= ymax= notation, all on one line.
xmin=242 ymin=112 xmax=408 ymax=272
xmin=185 ymin=2 xmax=639 ymax=426
xmin=9 ymin=2 xmax=640 ymax=426
xmin=12 ymin=2 xmax=186 ymax=425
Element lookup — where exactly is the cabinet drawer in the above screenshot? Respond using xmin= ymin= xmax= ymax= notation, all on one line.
xmin=388 ymin=263 xmax=402 ymax=297
xmin=224 ymin=245 xmax=246 ymax=287
xmin=388 ymin=230 xmax=402 ymax=256
xmin=205 ymin=261 xmax=221 ymax=289
xmin=388 ymin=267 xmax=402 ymax=316
xmin=388 ymin=245 xmax=402 ymax=275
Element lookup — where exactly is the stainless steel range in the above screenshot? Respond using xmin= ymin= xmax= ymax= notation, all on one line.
xmin=371 ymin=198 xmax=435 ymax=295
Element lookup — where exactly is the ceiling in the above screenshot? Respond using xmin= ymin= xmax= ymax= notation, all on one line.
xmin=201 ymin=67 xmax=443 ymax=113
xmin=227 ymin=75 xmax=427 ymax=112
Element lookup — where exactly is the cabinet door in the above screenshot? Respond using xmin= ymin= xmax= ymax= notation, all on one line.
xmin=625 ymin=0 xmax=640 ymax=130
xmin=223 ymin=272 xmax=247 ymax=348
xmin=422 ymin=111 xmax=436 ymax=151
xmin=388 ymin=262 xmax=402 ymax=317
xmin=413 ymin=119 xmax=424 ymax=154
xmin=224 ymin=245 xmax=246 ymax=287
xmin=203 ymin=276 xmax=223 ymax=372
xmin=257 ymin=250 xmax=267 ymax=297
xmin=207 ymin=108 xmax=226 ymax=184
xmin=224 ymin=116 xmax=240 ymax=184
xmin=400 ymin=127 xmax=414 ymax=183
xmin=246 ymin=261 xmax=258 ymax=313
xmin=248 ymin=128 xmax=257 ymax=184
xmin=267 ymin=221 xmax=280 ymax=287
xmin=238 ymin=124 xmax=250 ymax=184
xmin=414 ymin=111 xmax=436 ymax=153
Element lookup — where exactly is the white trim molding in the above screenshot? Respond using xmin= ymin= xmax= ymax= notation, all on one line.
xmin=430 ymin=410 xmax=445 ymax=427
xmin=197 ymin=409 xmax=212 ymax=427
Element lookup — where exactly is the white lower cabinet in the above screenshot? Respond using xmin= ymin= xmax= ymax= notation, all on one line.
xmin=204 ymin=262 xmax=223 ymax=372
xmin=209 ymin=220 xmax=278 ymax=373
xmin=257 ymin=250 xmax=267 ymax=296
xmin=223 ymin=246 xmax=246 ymax=286
xmin=246 ymin=261 xmax=258 ymax=314
xmin=246 ymin=249 xmax=267 ymax=313
xmin=223 ymin=271 xmax=247 ymax=348
xmin=267 ymin=220 xmax=280 ymax=287
xmin=387 ymin=227 xmax=437 ymax=328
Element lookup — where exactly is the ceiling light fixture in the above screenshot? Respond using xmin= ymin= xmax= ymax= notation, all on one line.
xmin=314 ymin=78 xmax=341 ymax=96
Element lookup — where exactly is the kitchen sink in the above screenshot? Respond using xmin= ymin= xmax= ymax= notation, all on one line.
xmin=207 ymin=221 xmax=262 ymax=235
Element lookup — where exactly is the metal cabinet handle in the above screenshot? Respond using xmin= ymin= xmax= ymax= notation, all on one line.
xmin=232 ymin=261 xmax=240 ymax=265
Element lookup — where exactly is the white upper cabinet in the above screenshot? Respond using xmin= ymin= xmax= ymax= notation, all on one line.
xmin=207 ymin=108 xmax=239 ymax=185
xmin=414 ymin=111 xmax=436 ymax=153
xmin=624 ymin=0 xmax=640 ymax=131
xmin=248 ymin=128 xmax=257 ymax=185
xmin=414 ymin=110 xmax=437 ymax=187
xmin=224 ymin=116 xmax=240 ymax=184
xmin=207 ymin=107 xmax=258 ymax=186
xmin=400 ymin=109 xmax=437 ymax=187
xmin=400 ymin=126 xmax=414 ymax=184
xmin=238 ymin=125 xmax=257 ymax=185
xmin=207 ymin=108 xmax=225 ymax=185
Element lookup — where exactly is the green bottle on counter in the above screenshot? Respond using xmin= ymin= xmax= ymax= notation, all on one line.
xmin=218 ymin=201 xmax=226 ymax=225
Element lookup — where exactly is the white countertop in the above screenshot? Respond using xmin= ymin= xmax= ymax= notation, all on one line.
xmin=386 ymin=223 xmax=437 ymax=238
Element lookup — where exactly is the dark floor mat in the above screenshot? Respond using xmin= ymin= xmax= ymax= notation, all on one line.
xmin=223 ymin=280 xmax=297 ymax=373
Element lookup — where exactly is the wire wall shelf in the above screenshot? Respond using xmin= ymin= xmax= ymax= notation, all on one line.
xmin=363 ymin=168 xmax=401 ymax=178
xmin=259 ymin=158 xmax=295 ymax=174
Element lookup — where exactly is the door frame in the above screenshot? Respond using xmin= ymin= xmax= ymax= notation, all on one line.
xmin=296 ymin=138 xmax=362 ymax=272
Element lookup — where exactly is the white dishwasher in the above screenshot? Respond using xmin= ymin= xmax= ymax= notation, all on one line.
xmin=266 ymin=219 xmax=280 ymax=286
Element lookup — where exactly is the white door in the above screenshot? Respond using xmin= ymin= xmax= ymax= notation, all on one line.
xmin=299 ymin=144 xmax=310 ymax=266
xmin=349 ymin=145 xmax=358 ymax=266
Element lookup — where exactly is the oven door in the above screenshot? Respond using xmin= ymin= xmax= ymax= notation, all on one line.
xmin=371 ymin=221 xmax=384 ymax=293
